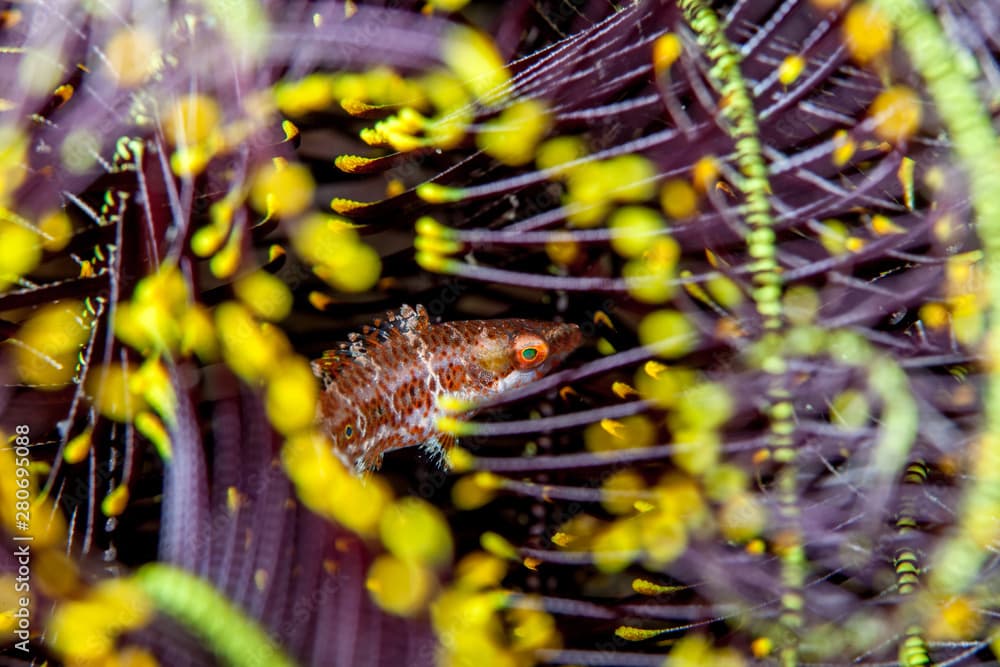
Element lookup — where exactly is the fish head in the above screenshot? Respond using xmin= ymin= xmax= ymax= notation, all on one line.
xmin=469 ymin=319 xmax=582 ymax=395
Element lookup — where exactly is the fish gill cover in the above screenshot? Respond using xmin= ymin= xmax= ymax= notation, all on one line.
xmin=0 ymin=0 xmax=998 ymax=665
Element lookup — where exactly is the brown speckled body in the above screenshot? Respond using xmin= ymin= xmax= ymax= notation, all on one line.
xmin=312 ymin=304 xmax=581 ymax=472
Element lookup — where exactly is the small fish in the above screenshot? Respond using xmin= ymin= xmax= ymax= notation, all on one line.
xmin=312 ymin=304 xmax=582 ymax=472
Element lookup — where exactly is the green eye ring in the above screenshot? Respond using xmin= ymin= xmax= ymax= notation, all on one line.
xmin=514 ymin=336 xmax=549 ymax=368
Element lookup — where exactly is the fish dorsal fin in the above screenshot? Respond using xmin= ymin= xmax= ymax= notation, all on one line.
xmin=387 ymin=304 xmax=429 ymax=332
xmin=314 ymin=304 xmax=430 ymax=375
xmin=357 ymin=303 xmax=428 ymax=347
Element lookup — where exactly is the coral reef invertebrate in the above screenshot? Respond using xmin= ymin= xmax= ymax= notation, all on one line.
xmin=1 ymin=0 xmax=1000 ymax=665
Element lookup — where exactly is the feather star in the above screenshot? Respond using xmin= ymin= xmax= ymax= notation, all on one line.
xmin=312 ymin=304 xmax=582 ymax=472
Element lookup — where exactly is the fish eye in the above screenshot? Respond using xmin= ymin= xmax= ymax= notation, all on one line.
xmin=514 ymin=334 xmax=548 ymax=368
xmin=344 ymin=425 xmax=354 ymax=439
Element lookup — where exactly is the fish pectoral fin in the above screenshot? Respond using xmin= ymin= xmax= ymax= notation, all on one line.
xmin=436 ymin=433 xmax=458 ymax=451
xmin=421 ymin=434 xmax=457 ymax=468
xmin=356 ymin=450 xmax=384 ymax=474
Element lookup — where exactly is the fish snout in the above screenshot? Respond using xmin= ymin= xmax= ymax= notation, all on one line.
xmin=547 ymin=322 xmax=583 ymax=361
